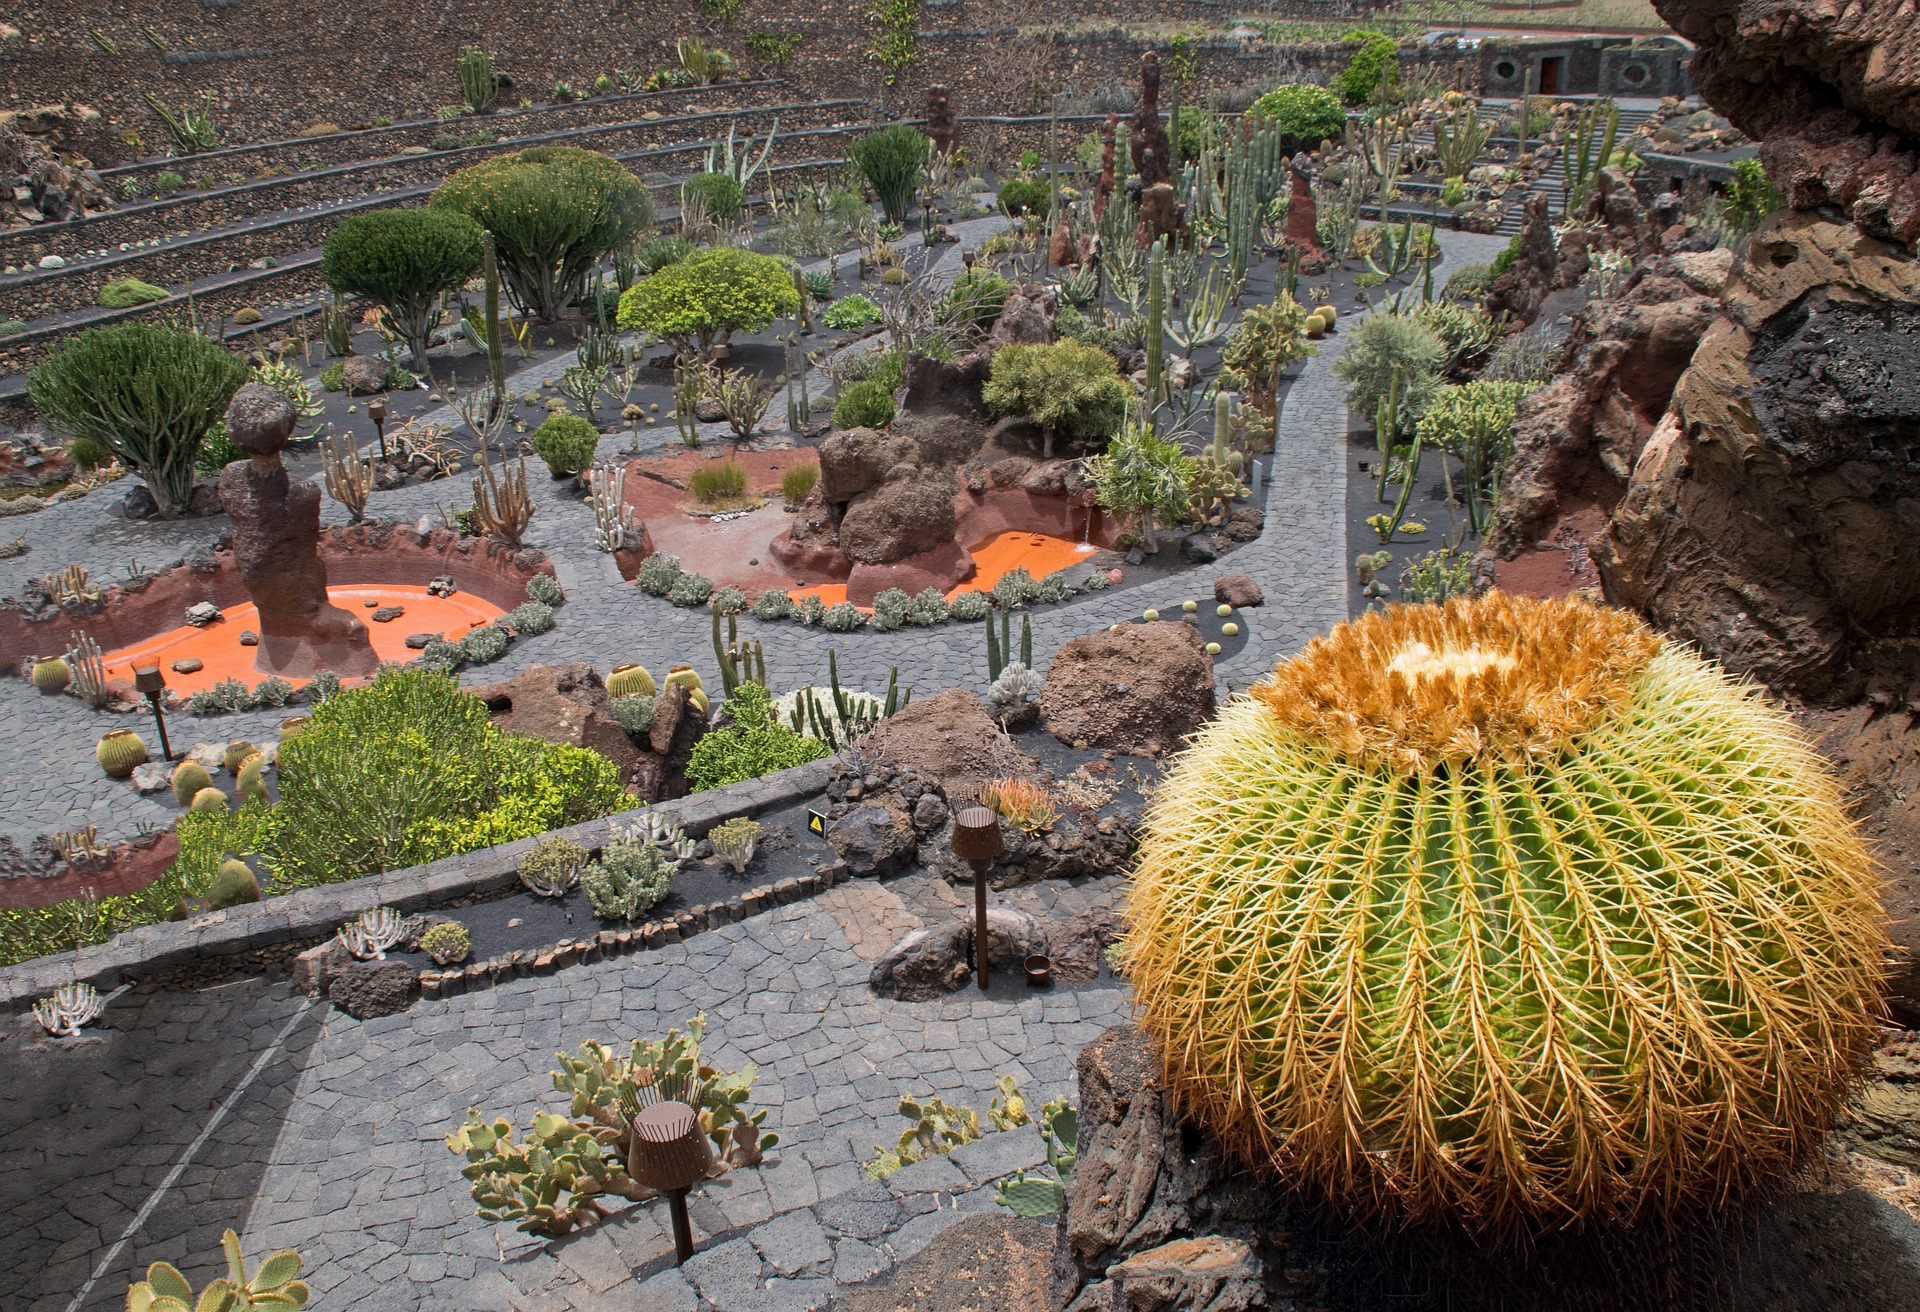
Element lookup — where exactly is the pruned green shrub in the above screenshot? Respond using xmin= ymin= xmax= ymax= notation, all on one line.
xmin=616 ymin=246 xmax=800 ymax=357
xmin=1442 ymin=262 xmax=1492 ymax=302
xmin=1252 ymin=82 xmax=1347 ymax=151
xmin=98 ymin=277 xmax=170 ymax=309
xmin=997 ymin=178 xmax=1050 ymax=218
xmin=432 ymin=146 xmax=653 ymax=322
xmin=1125 ymin=594 xmax=1889 ymax=1232
xmin=832 ymin=379 xmax=895 ymax=429
xmin=27 ymin=324 xmax=248 ymax=517
xmin=682 ymin=170 xmax=744 ymax=220
xmin=1336 ymin=30 xmax=1399 ymax=105
xmin=847 ymin=124 xmax=931 ymax=224
xmin=321 ymin=208 xmax=486 ymax=368
xmin=686 ymin=682 xmax=830 ymax=791
xmin=532 ymin=414 xmax=601 ymax=476
xmin=982 ymin=341 xmax=1127 ymax=458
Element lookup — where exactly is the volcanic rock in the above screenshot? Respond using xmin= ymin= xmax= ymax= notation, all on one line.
xmin=1212 ymin=574 xmax=1263 ymax=608
xmin=829 ymin=794 xmax=918 ymax=878
xmin=328 ymin=959 xmax=417 ymax=1019
xmin=465 ymin=661 xmax=657 ymax=795
xmin=340 ymin=356 xmax=387 ymax=396
xmin=1038 ymin=622 xmax=1214 ymax=755
xmin=860 ymin=687 xmax=1034 ymax=801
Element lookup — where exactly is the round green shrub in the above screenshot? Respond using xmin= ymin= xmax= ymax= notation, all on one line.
xmin=1252 ymin=82 xmax=1347 ymax=151
xmin=509 ymin=601 xmax=556 ymax=635
xmin=432 ymin=146 xmax=653 ymax=322
xmin=616 ymin=246 xmax=800 ymax=358
xmin=997 ymin=178 xmax=1050 ymax=218
xmin=982 ymin=340 xmax=1128 ymax=457
xmin=1336 ymin=31 xmax=1400 ymax=105
xmin=532 ymin=414 xmax=601 ymax=476
xmin=822 ymin=294 xmax=882 ymax=330
xmin=27 ymin=324 xmax=249 ymax=518
xmin=682 ymin=170 xmax=745 ymax=220
xmin=831 ymin=379 xmax=896 ymax=429
xmin=686 ymin=682 xmax=830 ymax=791
xmin=1125 ymin=595 xmax=1889 ymax=1231
xmin=98 ymin=277 xmax=171 ymax=309
xmin=321 ymin=208 xmax=485 ymax=369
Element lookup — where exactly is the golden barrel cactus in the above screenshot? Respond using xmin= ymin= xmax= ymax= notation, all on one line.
xmin=1124 ymin=594 xmax=1889 ymax=1232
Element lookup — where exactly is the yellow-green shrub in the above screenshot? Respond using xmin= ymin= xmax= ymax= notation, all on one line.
xmin=617 ymin=246 xmax=799 ymax=357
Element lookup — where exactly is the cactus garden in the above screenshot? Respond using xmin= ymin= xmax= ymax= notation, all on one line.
xmin=8 ymin=1 xmax=1920 ymax=1310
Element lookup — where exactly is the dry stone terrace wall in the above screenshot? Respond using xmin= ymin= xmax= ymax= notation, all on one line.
xmin=1 ymin=0 xmax=1403 ymax=151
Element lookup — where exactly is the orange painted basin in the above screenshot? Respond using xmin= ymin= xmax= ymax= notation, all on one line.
xmin=102 ymin=584 xmax=505 ymax=696
xmin=789 ymin=530 xmax=1098 ymax=610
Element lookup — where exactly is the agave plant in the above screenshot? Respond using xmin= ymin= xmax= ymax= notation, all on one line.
xmin=1124 ymin=593 xmax=1890 ymax=1234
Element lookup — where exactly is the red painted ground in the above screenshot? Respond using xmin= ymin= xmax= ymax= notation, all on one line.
xmin=101 ymin=584 xmax=505 ymax=695
xmin=790 ymin=531 xmax=1099 ymax=610
xmin=623 ymin=448 xmax=823 ymax=596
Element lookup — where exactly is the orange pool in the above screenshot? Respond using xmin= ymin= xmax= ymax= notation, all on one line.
xmin=102 ymin=584 xmax=506 ymax=696
xmin=790 ymin=531 xmax=1098 ymax=610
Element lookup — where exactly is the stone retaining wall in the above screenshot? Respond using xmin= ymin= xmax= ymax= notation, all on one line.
xmin=0 ymin=757 xmax=835 ymax=1007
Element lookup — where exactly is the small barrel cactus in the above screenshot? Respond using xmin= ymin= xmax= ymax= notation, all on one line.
xmin=96 ymin=729 xmax=148 ymax=779
xmin=279 ymin=715 xmax=311 ymax=741
xmin=190 ymin=786 xmax=231 ymax=813
xmin=606 ymin=663 xmax=656 ymax=699
xmin=208 ymin=858 xmax=260 ymax=909
xmin=421 ymin=920 xmax=472 ymax=965
xmin=1315 ymin=303 xmax=1337 ymax=322
xmin=171 ymin=759 xmax=213 ymax=807
xmin=223 ymin=740 xmax=257 ymax=776
xmin=31 ymin=656 xmax=71 ymax=693
xmin=1125 ymin=593 xmax=1891 ymax=1234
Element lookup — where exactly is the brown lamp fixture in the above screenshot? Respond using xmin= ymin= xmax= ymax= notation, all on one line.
xmin=132 ymin=665 xmax=172 ymax=762
xmin=368 ymin=397 xmax=389 ymax=461
xmin=627 ymin=1100 xmax=713 ymax=1265
xmin=950 ymin=804 xmax=1004 ymax=991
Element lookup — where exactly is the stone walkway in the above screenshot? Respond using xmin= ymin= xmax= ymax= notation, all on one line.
xmin=2 ymin=876 xmax=1127 ymax=1311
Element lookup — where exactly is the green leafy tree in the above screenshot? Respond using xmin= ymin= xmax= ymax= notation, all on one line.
xmin=1252 ymin=83 xmax=1347 ymax=152
xmin=1337 ymin=31 xmax=1400 ymax=105
xmin=432 ymin=146 xmax=653 ymax=322
xmin=27 ymin=324 xmax=248 ymax=517
xmin=321 ymin=208 xmax=485 ymax=370
xmin=1083 ymin=419 xmax=1195 ymax=553
xmin=616 ymin=246 xmax=800 ymax=357
xmin=983 ymin=341 xmax=1128 ymax=458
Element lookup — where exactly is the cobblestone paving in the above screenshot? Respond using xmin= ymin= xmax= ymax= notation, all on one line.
xmin=2 ymin=876 xmax=1127 ymax=1311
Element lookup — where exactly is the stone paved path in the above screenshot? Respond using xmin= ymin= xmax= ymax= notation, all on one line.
xmin=2 ymin=876 xmax=1127 ymax=1311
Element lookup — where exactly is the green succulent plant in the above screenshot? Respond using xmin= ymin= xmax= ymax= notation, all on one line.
xmin=1124 ymin=593 xmax=1890 ymax=1234
xmin=124 ymin=1229 xmax=306 ymax=1311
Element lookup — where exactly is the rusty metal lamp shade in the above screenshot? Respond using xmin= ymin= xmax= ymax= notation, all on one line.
xmin=132 ymin=666 xmax=165 ymax=697
xmin=628 ymin=1100 xmax=713 ymax=1192
xmin=950 ymin=805 xmax=1004 ymax=862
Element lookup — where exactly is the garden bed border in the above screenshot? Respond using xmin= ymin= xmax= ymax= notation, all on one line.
xmin=0 ymin=758 xmax=834 ymax=1009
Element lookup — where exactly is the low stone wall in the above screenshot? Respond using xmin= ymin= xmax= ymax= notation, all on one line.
xmin=0 ymin=757 xmax=834 ymax=1007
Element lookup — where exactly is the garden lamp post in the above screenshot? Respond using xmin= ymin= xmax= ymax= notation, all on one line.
xmin=951 ymin=805 xmax=1004 ymax=991
xmin=369 ymin=397 xmax=389 ymax=461
xmin=627 ymin=1100 xmax=714 ymax=1266
xmin=132 ymin=665 xmax=172 ymax=762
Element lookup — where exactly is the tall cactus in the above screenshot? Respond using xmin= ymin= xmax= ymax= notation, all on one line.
xmin=1145 ymin=238 xmax=1166 ymax=424
xmin=481 ymin=232 xmax=507 ymax=409
xmin=1566 ymin=97 xmax=1620 ymax=210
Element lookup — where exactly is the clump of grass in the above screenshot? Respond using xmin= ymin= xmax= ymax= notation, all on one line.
xmin=689 ymin=459 xmax=748 ymax=505
xmin=781 ymin=465 xmax=818 ymax=506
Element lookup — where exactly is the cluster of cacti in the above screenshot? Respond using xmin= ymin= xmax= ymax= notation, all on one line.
xmin=1566 ymin=96 xmax=1621 ymax=210
xmin=420 ymin=920 xmax=472 ymax=966
xmin=987 ymin=661 xmax=1043 ymax=709
xmin=122 ymin=1230 xmax=307 ymax=1311
xmin=708 ymin=817 xmax=761 ymax=873
xmin=449 ymin=1014 xmax=777 ymax=1237
xmin=32 ymin=981 xmax=103 ymax=1037
xmin=1432 ymin=102 xmax=1491 ymax=181
xmin=96 ymin=728 xmax=148 ymax=779
xmin=616 ymin=808 xmax=697 ymax=864
xmin=66 ymin=630 xmax=110 ymax=708
xmin=978 ymin=776 xmax=1057 ymax=833
xmin=1124 ymin=594 xmax=1891 ymax=1233
xmin=985 ymin=608 xmax=1034 ymax=683
xmin=338 ymin=906 xmax=408 ymax=961
xmin=582 ymin=834 xmax=672 ymax=919
xmin=1416 ymin=379 xmax=1533 ymax=535
xmin=711 ymin=604 xmax=768 ymax=696
xmin=170 ymin=760 xmax=213 ymax=807
xmin=869 ymin=1076 xmax=1031 ymax=1178
xmin=208 ymin=858 xmax=260 ymax=909
xmin=519 ymin=836 xmax=589 ymax=897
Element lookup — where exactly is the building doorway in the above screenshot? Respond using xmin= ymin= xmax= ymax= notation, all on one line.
xmin=1537 ymin=56 xmax=1564 ymax=96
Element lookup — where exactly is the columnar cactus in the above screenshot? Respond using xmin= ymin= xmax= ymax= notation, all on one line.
xmin=1123 ymin=594 xmax=1890 ymax=1233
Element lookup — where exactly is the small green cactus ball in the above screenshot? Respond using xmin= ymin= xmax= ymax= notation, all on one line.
xmin=31 ymin=656 xmax=71 ymax=693
xmin=223 ymin=740 xmax=257 ymax=776
xmin=172 ymin=759 xmax=213 ymax=807
xmin=190 ymin=787 xmax=231 ymax=813
xmin=96 ymin=729 xmax=148 ymax=779
xmin=1206 ymin=642 xmax=1222 ymax=655
xmin=1216 ymin=604 xmax=1233 ymax=617
xmin=420 ymin=920 xmax=472 ymax=966
xmin=208 ymin=858 xmax=260 ymax=909
xmin=1221 ymin=622 xmax=1239 ymax=637
xmin=606 ymin=663 xmax=656 ymax=699
xmin=1143 ymin=609 xmax=1160 ymax=622
xmin=1182 ymin=600 xmax=1197 ymax=613
xmin=235 ymin=754 xmax=269 ymax=803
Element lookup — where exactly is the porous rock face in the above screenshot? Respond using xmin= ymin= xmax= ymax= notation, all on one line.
xmin=216 ymin=384 xmax=378 ymax=679
xmin=464 ymin=662 xmax=703 ymax=800
xmin=1599 ymin=212 xmax=1920 ymax=702
xmin=1038 ymin=622 xmax=1215 ymax=755
xmin=771 ymin=425 xmax=964 ymax=590
xmin=1654 ymin=0 xmax=1920 ymax=248
xmin=858 ymin=688 xmax=1023 ymax=802
xmin=328 ymin=959 xmax=417 ymax=1019
xmin=1491 ymin=250 xmax=1731 ymax=553
xmin=1 ymin=119 xmax=112 ymax=226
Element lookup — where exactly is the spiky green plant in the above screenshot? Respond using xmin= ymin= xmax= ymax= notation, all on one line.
xmin=1123 ymin=593 xmax=1890 ymax=1235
